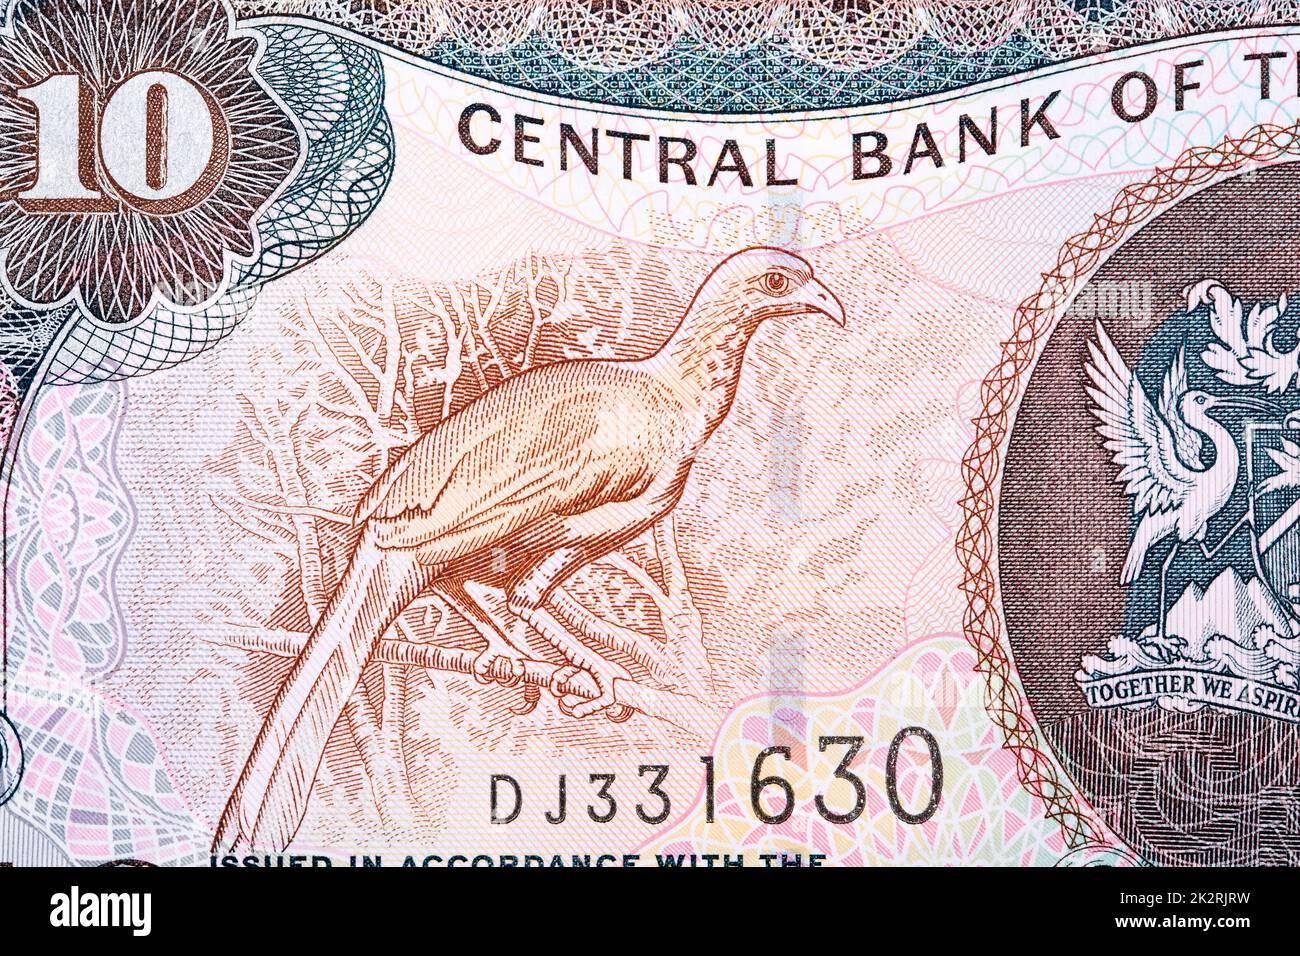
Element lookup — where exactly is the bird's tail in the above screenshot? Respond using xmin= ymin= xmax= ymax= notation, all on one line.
xmin=213 ymin=533 xmax=429 ymax=852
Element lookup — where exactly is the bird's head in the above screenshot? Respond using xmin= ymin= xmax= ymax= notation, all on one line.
xmin=1180 ymin=390 xmax=1274 ymax=423
xmin=699 ymin=248 xmax=846 ymax=328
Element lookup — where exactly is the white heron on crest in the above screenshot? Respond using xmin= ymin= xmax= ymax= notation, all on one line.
xmin=1084 ymin=321 xmax=1274 ymax=656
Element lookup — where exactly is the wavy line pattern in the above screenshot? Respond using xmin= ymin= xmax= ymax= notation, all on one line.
xmin=235 ymin=1 xmax=1300 ymax=110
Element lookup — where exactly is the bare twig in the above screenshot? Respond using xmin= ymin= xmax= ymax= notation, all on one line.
xmin=212 ymin=626 xmax=715 ymax=737
xmin=340 ymin=692 xmax=404 ymax=830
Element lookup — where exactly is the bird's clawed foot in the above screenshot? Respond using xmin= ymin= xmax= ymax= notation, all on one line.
xmin=550 ymin=663 xmax=634 ymax=722
xmin=510 ymin=685 xmax=542 ymax=716
xmin=472 ymin=638 xmax=528 ymax=687
xmin=1140 ymin=630 xmax=1187 ymax=664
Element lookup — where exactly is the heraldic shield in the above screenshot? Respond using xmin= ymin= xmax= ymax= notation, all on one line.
xmin=1249 ymin=420 xmax=1300 ymax=619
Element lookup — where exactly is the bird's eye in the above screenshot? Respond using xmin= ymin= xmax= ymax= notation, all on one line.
xmin=1197 ymin=395 xmax=1207 ymax=404
xmin=760 ymin=271 xmax=791 ymax=295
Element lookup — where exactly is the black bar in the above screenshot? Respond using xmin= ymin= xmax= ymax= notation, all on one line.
xmin=0 ymin=864 xmax=1275 ymax=940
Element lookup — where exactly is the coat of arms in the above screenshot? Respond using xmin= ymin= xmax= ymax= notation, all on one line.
xmin=1077 ymin=280 xmax=1300 ymax=720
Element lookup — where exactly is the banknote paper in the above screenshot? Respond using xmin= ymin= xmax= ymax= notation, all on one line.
xmin=0 ymin=0 xmax=1298 ymax=872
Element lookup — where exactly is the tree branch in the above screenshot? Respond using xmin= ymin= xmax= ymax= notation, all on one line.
xmin=212 ymin=626 xmax=715 ymax=737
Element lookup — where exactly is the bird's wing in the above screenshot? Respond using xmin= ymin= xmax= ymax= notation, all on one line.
xmin=357 ymin=364 xmax=672 ymax=555
xmin=1085 ymin=322 xmax=1198 ymax=515
xmin=217 ymin=364 xmax=677 ymax=851
xmin=1158 ymin=348 xmax=1204 ymax=468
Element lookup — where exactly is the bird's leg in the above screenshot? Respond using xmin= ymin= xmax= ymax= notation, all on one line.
xmin=507 ymin=547 xmax=634 ymax=721
xmin=1148 ymin=542 xmax=1186 ymax=662
xmin=1199 ymin=511 xmax=1250 ymax=561
xmin=432 ymin=581 xmax=528 ymax=688
xmin=1159 ymin=543 xmax=1173 ymax=642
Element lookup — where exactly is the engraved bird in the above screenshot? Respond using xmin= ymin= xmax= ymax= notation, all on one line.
xmin=1085 ymin=321 xmax=1272 ymax=657
xmin=215 ymin=247 xmax=846 ymax=851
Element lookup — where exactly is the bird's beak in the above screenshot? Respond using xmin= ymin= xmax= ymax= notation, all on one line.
xmin=802 ymin=278 xmax=846 ymax=327
xmin=1210 ymin=395 xmax=1276 ymax=416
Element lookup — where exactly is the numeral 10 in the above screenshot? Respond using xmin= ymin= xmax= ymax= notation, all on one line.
xmin=14 ymin=70 xmax=228 ymax=213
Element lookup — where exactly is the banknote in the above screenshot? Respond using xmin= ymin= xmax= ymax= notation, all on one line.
xmin=1 ymin=0 xmax=1300 ymax=875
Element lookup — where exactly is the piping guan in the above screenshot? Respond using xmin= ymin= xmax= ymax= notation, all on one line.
xmin=215 ymin=246 xmax=846 ymax=850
